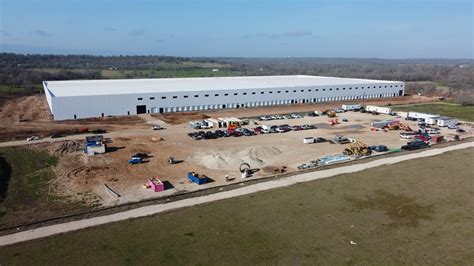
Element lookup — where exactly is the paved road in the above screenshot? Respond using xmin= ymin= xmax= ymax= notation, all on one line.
xmin=0 ymin=141 xmax=472 ymax=247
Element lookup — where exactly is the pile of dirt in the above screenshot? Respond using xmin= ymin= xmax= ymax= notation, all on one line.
xmin=194 ymin=146 xmax=282 ymax=170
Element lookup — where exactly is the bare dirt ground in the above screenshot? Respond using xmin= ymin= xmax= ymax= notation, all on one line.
xmin=2 ymin=93 xmax=463 ymax=208
xmin=0 ymin=94 xmax=148 ymax=141
xmin=40 ymin=110 xmax=473 ymax=207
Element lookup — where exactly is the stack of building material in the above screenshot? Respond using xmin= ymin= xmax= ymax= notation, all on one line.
xmin=319 ymin=154 xmax=351 ymax=165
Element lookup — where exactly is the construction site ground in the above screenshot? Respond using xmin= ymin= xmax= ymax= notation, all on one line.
xmin=1 ymin=93 xmax=471 ymax=210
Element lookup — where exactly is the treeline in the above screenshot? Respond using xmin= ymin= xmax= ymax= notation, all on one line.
xmin=0 ymin=53 xmax=220 ymax=70
xmin=0 ymin=53 xmax=226 ymax=93
xmin=0 ymin=53 xmax=472 ymax=105
xmin=0 ymin=69 xmax=100 ymax=87
xmin=217 ymin=57 xmax=474 ymax=105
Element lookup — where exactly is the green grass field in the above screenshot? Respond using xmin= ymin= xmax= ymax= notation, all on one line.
xmin=1 ymin=148 xmax=473 ymax=265
xmin=393 ymin=102 xmax=474 ymax=121
xmin=0 ymin=147 xmax=82 ymax=228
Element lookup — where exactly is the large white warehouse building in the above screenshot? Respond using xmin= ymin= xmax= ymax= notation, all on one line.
xmin=43 ymin=75 xmax=405 ymax=120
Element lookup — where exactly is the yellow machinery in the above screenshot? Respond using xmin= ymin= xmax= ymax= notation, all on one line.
xmin=343 ymin=140 xmax=372 ymax=157
xmin=399 ymin=123 xmax=412 ymax=131
xmin=388 ymin=124 xmax=399 ymax=130
xmin=327 ymin=110 xmax=337 ymax=118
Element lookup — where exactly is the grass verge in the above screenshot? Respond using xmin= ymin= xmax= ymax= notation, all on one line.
xmin=0 ymin=147 xmax=82 ymax=228
xmin=0 ymin=148 xmax=473 ymax=264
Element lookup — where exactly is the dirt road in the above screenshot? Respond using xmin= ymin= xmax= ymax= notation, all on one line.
xmin=1 ymin=141 xmax=472 ymax=247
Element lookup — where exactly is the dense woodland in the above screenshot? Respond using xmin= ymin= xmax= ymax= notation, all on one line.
xmin=0 ymin=53 xmax=472 ymax=104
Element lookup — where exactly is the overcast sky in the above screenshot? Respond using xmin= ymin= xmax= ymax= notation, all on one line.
xmin=0 ymin=0 xmax=472 ymax=58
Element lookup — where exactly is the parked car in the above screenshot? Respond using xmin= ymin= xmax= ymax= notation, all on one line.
xmin=50 ymin=133 xmax=63 ymax=138
xmin=243 ymin=130 xmax=254 ymax=136
xmin=291 ymin=113 xmax=303 ymax=119
xmin=368 ymin=145 xmax=388 ymax=152
xmin=152 ymin=125 xmax=166 ymax=130
xmin=314 ymin=137 xmax=327 ymax=143
xmin=342 ymin=118 xmax=349 ymax=122
xmin=192 ymin=135 xmax=202 ymax=140
xmin=456 ymin=128 xmax=466 ymax=133
xmin=26 ymin=136 xmax=40 ymax=141
xmin=448 ymin=125 xmax=458 ymax=129
xmin=276 ymin=125 xmax=291 ymax=133
xmin=92 ymin=129 xmax=107 ymax=134
xmin=132 ymin=153 xmax=149 ymax=159
xmin=233 ymin=132 xmax=243 ymax=137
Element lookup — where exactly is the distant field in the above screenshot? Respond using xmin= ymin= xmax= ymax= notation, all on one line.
xmin=1 ymin=148 xmax=473 ymax=265
xmin=393 ymin=102 xmax=474 ymax=121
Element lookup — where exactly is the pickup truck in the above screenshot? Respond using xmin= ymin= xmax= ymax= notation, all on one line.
xmin=401 ymin=141 xmax=429 ymax=151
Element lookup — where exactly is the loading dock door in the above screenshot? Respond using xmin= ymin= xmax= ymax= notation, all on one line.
xmin=136 ymin=105 xmax=147 ymax=114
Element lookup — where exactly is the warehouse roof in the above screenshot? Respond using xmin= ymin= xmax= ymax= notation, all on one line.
xmin=43 ymin=75 xmax=402 ymax=97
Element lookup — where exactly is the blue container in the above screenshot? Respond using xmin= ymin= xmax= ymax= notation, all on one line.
xmin=188 ymin=172 xmax=208 ymax=185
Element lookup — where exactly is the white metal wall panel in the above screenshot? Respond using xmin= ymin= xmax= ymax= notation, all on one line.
xmin=46 ymin=81 xmax=405 ymax=120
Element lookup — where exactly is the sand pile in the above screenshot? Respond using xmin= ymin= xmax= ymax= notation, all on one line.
xmin=194 ymin=146 xmax=282 ymax=170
